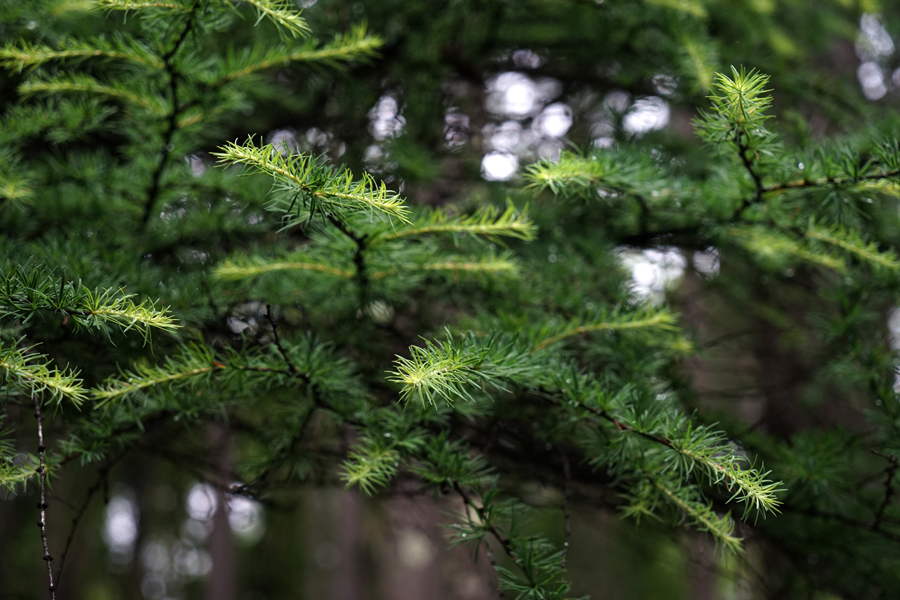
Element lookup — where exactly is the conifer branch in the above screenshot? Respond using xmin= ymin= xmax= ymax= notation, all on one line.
xmin=19 ymin=74 xmax=167 ymax=115
xmin=0 ymin=344 xmax=86 ymax=405
xmin=391 ymin=340 xmax=488 ymax=406
xmin=92 ymin=337 xmax=358 ymax=405
xmin=389 ymin=334 xmax=533 ymax=405
xmin=94 ymin=363 xmax=218 ymax=404
xmin=389 ymin=332 xmax=781 ymax=525
xmin=342 ymin=445 xmax=401 ymax=495
xmin=679 ymin=37 xmax=716 ymax=93
xmin=0 ymin=413 xmax=33 ymax=491
xmin=213 ymin=255 xmax=354 ymax=280
xmin=0 ymin=268 xmax=179 ymax=340
xmin=357 ymin=428 xmax=562 ymax=595
xmin=0 ymin=150 xmax=34 ymax=206
xmin=804 ymin=223 xmax=900 ymax=271
xmin=448 ymin=483 xmax=577 ymax=598
xmin=696 ymin=68 xmax=777 ymax=213
xmin=213 ymin=139 xmax=411 ymax=223
xmin=95 ymin=0 xmax=190 ymax=11
xmin=452 ymin=483 xmax=516 ymax=558
xmin=0 ymin=461 xmax=37 ymax=492
xmin=12 ymin=0 xmax=897 ymax=585
xmin=369 ymin=201 xmax=536 ymax=244
xmin=647 ymin=475 xmax=743 ymax=553
xmin=663 ymin=424 xmax=783 ymax=516
xmin=213 ymin=251 xmax=519 ymax=283
xmin=706 ymin=67 xmax=773 ymax=127
xmin=533 ymin=308 xmax=679 ymax=350
xmin=0 ymin=36 xmax=164 ymax=71
xmin=524 ymin=150 xmax=664 ymax=239
xmin=370 ymin=254 xmax=520 ymax=280
xmin=545 ymin=391 xmax=782 ymax=518
xmin=728 ymin=226 xmax=847 ymax=272
xmin=91 ymin=343 xmax=218 ymax=404
xmin=241 ymin=0 xmax=310 ymax=38
xmin=524 ymin=149 xmax=663 ymax=201
xmin=213 ymin=24 xmax=381 ymax=83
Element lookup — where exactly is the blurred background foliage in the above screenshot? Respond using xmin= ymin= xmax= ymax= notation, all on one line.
xmin=3 ymin=0 xmax=900 ymax=599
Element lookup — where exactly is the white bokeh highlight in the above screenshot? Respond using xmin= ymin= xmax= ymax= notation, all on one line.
xmin=368 ymin=95 xmax=406 ymax=140
xmin=617 ymin=247 xmax=686 ymax=304
xmin=693 ymin=247 xmax=721 ymax=278
xmin=623 ymin=97 xmax=670 ymax=135
xmin=103 ymin=491 xmax=140 ymax=563
xmin=482 ymin=152 xmax=519 ymax=181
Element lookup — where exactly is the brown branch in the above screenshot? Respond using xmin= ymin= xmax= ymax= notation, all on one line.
xmin=458 ymin=493 xmax=505 ymax=599
xmin=614 ymin=224 xmax=704 ymax=249
xmin=140 ymin=2 xmax=200 ymax=228
xmin=263 ymin=303 xmax=298 ymax=374
xmin=201 ymin=279 xmax=222 ymax=320
xmin=55 ymin=461 xmax=117 ymax=587
xmin=452 ymin=481 xmax=515 ymax=559
xmin=871 ymin=449 xmax=898 ymax=531
xmin=34 ymin=395 xmax=56 ymax=600
xmin=228 ymin=402 xmax=318 ymax=497
xmin=560 ymin=450 xmax=572 ymax=570
xmin=539 ymin=390 xmax=676 ymax=451
xmin=735 ymin=128 xmax=764 ymax=214
xmin=792 ymin=505 xmax=900 ymax=544
xmin=324 ymin=213 xmax=369 ymax=306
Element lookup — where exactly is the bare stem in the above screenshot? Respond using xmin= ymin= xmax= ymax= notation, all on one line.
xmin=325 ymin=214 xmax=369 ymax=307
xmin=264 ymin=303 xmax=298 ymax=374
xmin=453 ymin=483 xmax=508 ymax=599
xmin=55 ymin=462 xmax=115 ymax=587
xmin=560 ymin=450 xmax=572 ymax=569
xmin=735 ymin=127 xmax=764 ymax=214
xmin=34 ymin=394 xmax=57 ymax=600
xmin=141 ymin=2 xmax=200 ymax=228
xmin=871 ymin=449 xmax=898 ymax=531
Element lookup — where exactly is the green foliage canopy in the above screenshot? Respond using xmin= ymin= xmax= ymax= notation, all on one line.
xmin=2 ymin=0 xmax=900 ymax=599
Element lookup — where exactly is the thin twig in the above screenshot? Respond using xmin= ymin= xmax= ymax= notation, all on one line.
xmin=871 ymin=449 xmax=898 ymax=531
xmin=140 ymin=2 xmax=200 ymax=227
xmin=735 ymin=128 xmax=764 ymax=214
xmin=55 ymin=462 xmax=116 ymax=587
xmin=539 ymin=390 xmax=675 ymax=452
xmin=201 ymin=279 xmax=221 ymax=319
xmin=263 ymin=303 xmax=298 ymax=374
xmin=325 ymin=213 xmax=369 ymax=307
xmin=793 ymin=505 xmax=900 ymax=544
xmin=452 ymin=482 xmax=509 ymax=599
xmin=699 ymin=328 xmax=755 ymax=350
xmin=560 ymin=450 xmax=572 ymax=569
xmin=34 ymin=394 xmax=56 ymax=600
xmin=228 ymin=402 xmax=317 ymax=496
xmin=256 ymin=312 xmax=365 ymax=427
xmin=452 ymin=482 xmax=515 ymax=558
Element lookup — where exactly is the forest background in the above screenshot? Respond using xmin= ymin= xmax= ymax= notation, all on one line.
xmin=3 ymin=0 xmax=900 ymax=599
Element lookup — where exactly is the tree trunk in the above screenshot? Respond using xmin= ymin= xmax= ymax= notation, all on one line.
xmin=205 ymin=423 xmax=238 ymax=600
